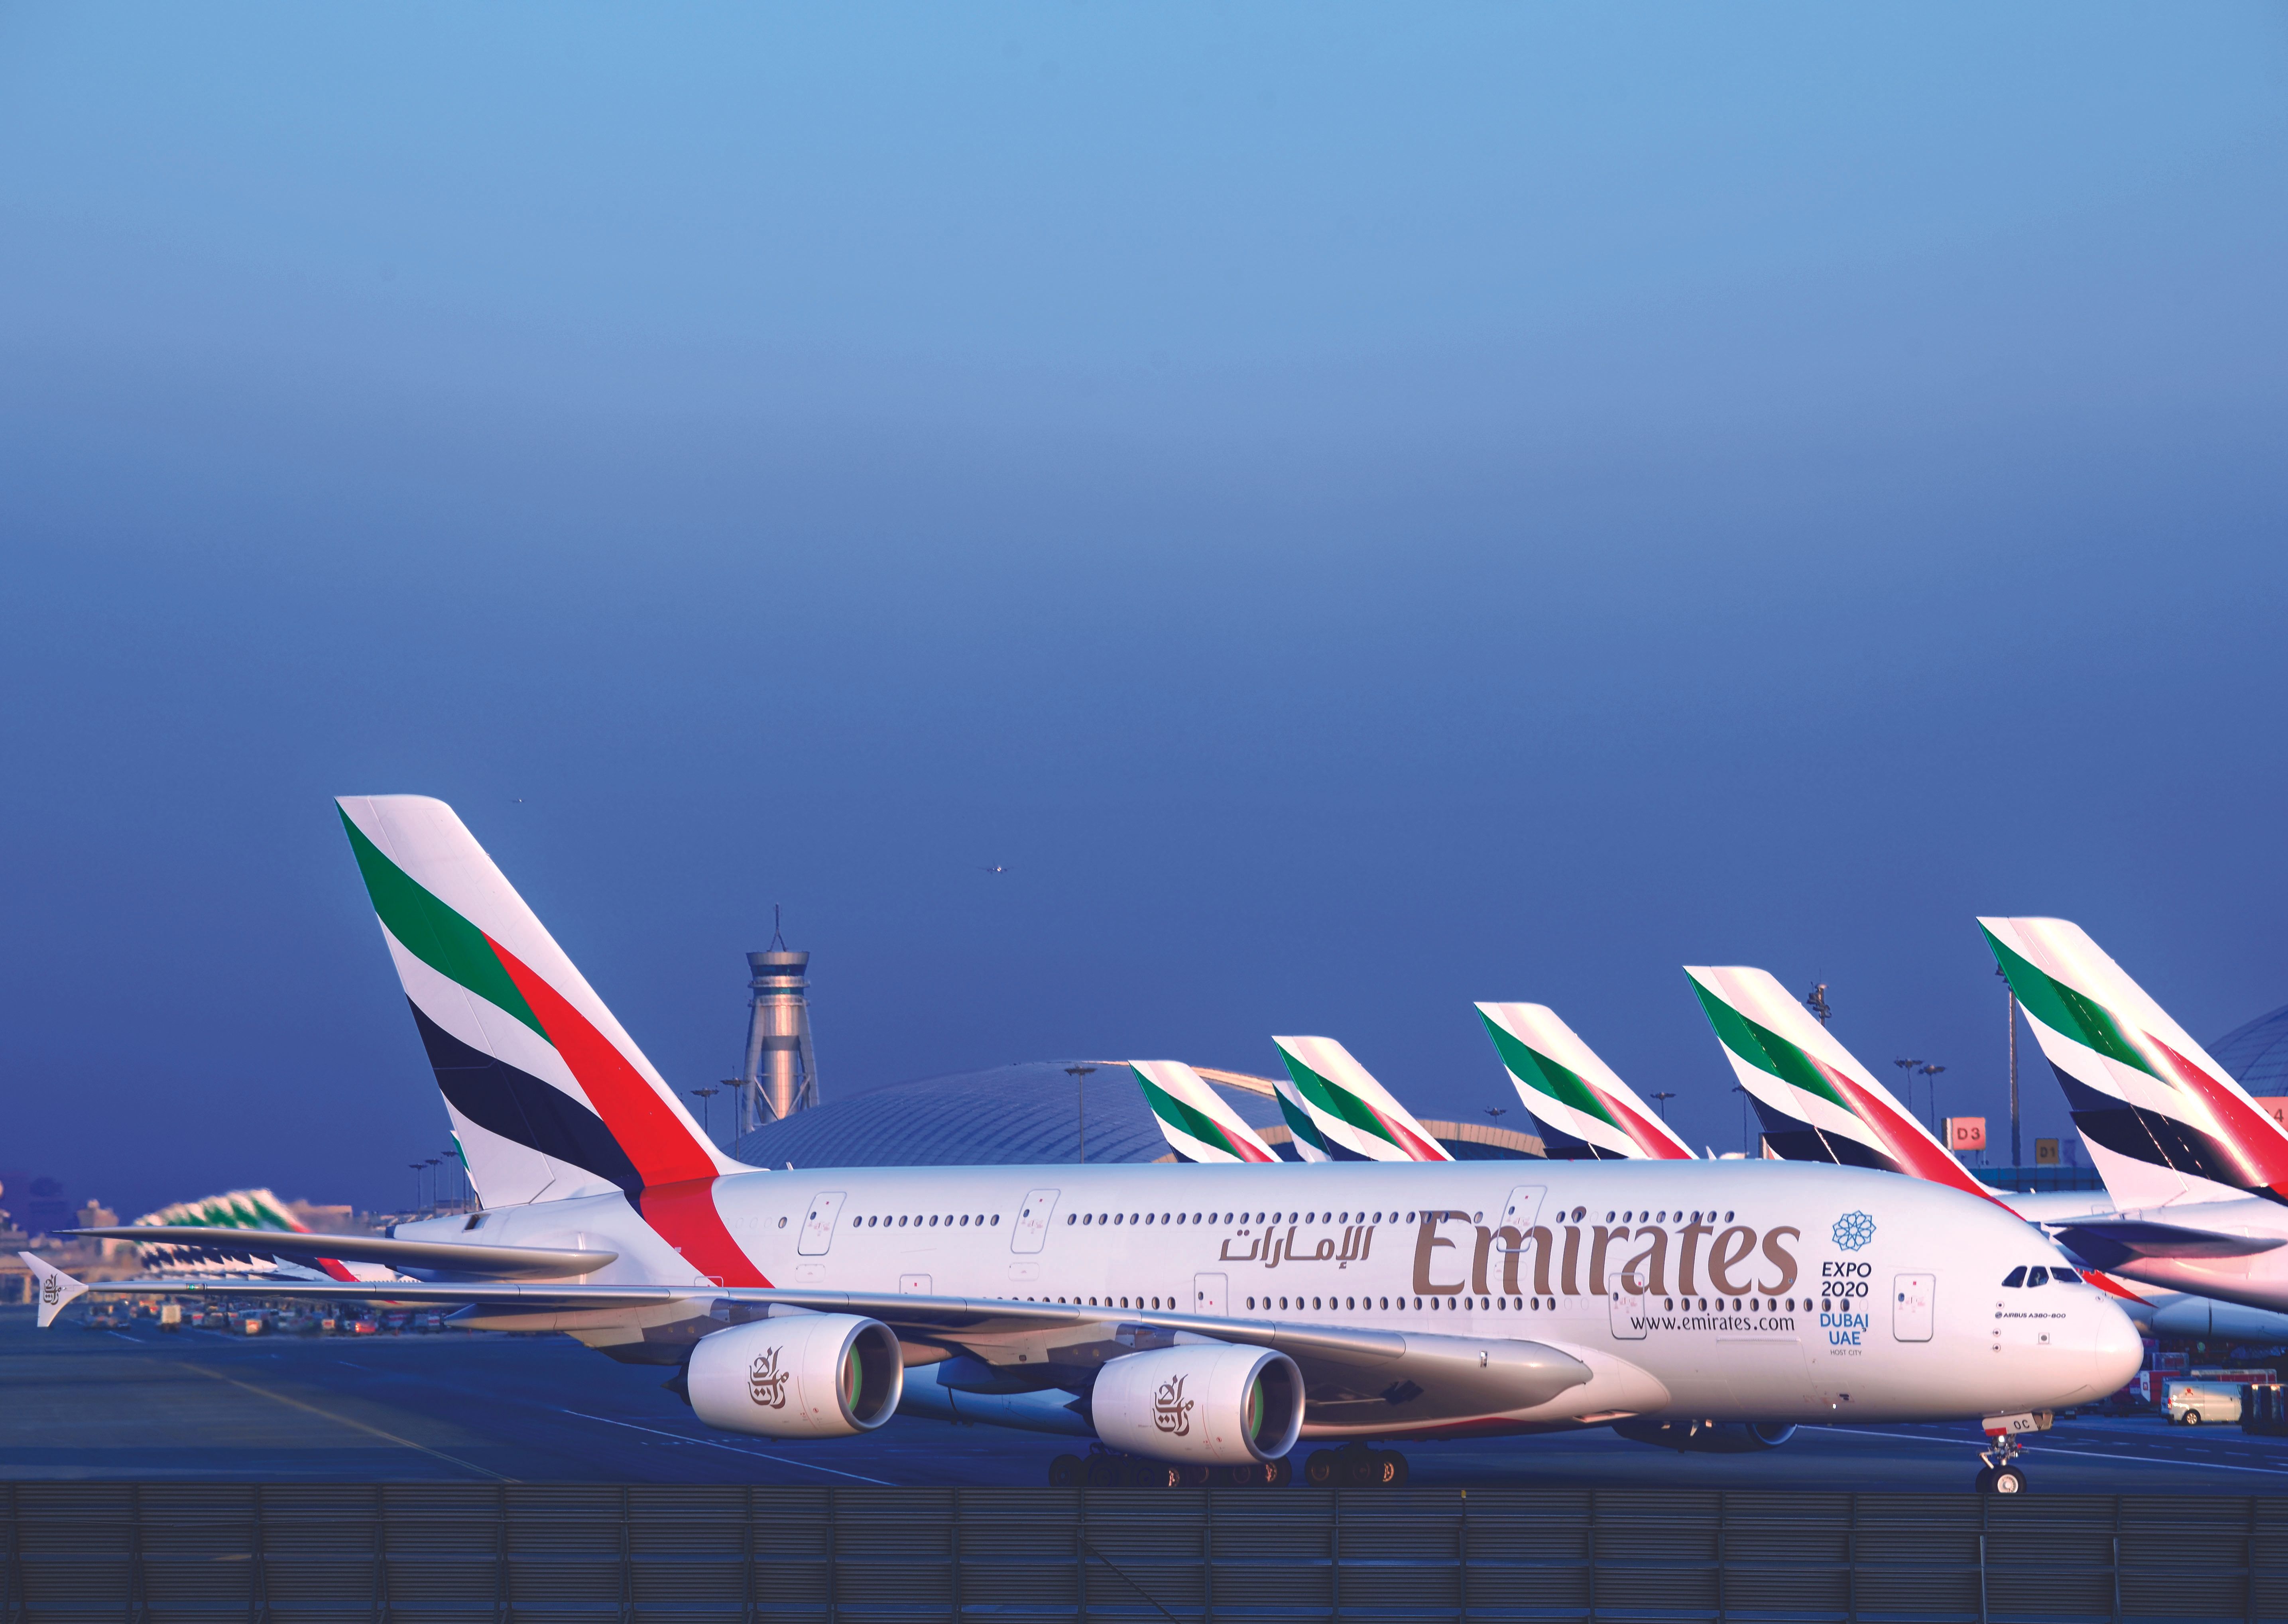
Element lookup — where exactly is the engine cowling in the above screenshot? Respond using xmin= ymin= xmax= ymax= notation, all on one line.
xmin=688 ymin=1314 xmax=904 ymax=1438
xmin=1091 ymin=1345 xmax=1303 ymax=1464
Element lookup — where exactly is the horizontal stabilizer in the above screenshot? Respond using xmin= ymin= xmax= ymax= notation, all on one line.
xmin=18 ymin=1253 xmax=89 ymax=1327
xmin=65 ymin=1227 xmax=619 ymax=1280
xmin=2050 ymin=1217 xmax=2287 ymax=1267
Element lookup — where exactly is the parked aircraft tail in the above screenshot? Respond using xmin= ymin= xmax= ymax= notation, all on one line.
xmin=1129 ymin=1062 xmax=1279 ymax=1164
xmin=1981 ymin=917 xmax=2288 ymax=1208
xmin=1474 ymin=1003 xmax=1694 ymax=1160
xmin=1269 ymin=1037 xmax=1454 ymax=1162
xmin=337 ymin=796 xmax=742 ymax=1211
xmin=1685 ymin=965 xmax=1991 ymax=1198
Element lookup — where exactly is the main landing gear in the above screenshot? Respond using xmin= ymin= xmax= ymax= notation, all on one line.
xmin=1047 ymin=1447 xmax=1293 ymax=1487
xmin=1302 ymin=1444 xmax=1409 ymax=1488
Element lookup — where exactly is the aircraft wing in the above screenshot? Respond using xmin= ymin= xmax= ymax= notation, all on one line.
xmin=2049 ymin=1218 xmax=2287 ymax=1266
xmin=64 ymin=1226 xmax=619 ymax=1279
xmin=26 ymin=1256 xmax=1594 ymax=1423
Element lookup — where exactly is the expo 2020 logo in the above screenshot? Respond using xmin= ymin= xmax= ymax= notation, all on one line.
xmin=1831 ymin=1211 xmax=1876 ymax=1252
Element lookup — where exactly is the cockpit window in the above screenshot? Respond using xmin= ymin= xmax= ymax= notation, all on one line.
xmin=2025 ymin=1266 xmax=2050 ymax=1287
xmin=2048 ymin=1265 xmax=2080 ymax=1284
xmin=2001 ymin=1266 xmax=2026 ymax=1288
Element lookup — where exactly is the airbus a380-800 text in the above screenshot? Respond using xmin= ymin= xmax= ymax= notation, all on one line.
xmin=24 ymin=797 xmax=2139 ymax=1493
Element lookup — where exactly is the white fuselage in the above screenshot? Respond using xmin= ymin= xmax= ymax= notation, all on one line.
xmin=2074 ymin=1197 xmax=2288 ymax=1319
xmin=400 ymin=1158 xmax=2139 ymax=1439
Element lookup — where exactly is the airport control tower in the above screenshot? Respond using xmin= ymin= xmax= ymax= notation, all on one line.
xmin=740 ymin=920 xmax=820 ymax=1132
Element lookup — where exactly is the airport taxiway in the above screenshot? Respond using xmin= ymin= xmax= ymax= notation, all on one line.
xmin=5 ymin=1308 xmax=2284 ymax=1490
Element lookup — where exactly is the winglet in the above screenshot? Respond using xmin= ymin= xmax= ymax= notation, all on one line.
xmin=20 ymin=1254 xmax=89 ymax=1328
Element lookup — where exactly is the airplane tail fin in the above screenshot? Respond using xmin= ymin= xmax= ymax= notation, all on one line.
xmin=1684 ymin=966 xmax=1988 ymax=1197
xmin=1475 ymin=1003 xmax=1695 ymax=1160
xmin=20 ymin=1254 xmax=88 ymax=1328
xmin=337 ymin=796 xmax=741 ymax=1209
xmin=1130 ymin=1062 xmax=1279 ymax=1164
xmin=1269 ymin=1036 xmax=1454 ymax=1162
xmin=1981 ymin=917 xmax=2288 ymax=1207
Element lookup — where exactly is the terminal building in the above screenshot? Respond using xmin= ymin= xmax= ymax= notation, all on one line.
xmin=731 ymin=1060 xmax=1543 ymax=1168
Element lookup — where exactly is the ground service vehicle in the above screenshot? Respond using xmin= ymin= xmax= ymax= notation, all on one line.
xmin=20 ymin=796 xmax=2144 ymax=1493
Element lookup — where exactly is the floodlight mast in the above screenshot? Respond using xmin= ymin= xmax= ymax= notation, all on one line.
xmin=1065 ymin=1065 xmax=1098 ymax=1162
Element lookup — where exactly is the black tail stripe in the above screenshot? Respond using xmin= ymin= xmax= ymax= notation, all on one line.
xmin=408 ymin=999 xmax=643 ymax=1197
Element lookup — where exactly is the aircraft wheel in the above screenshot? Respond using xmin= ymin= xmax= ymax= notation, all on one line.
xmin=1140 ymin=1461 xmax=1182 ymax=1488
xmin=1376 ymin=1451 xmax=1409 ymax=1488
xmin=1047 ymin=1454 xmax=1083 ymax=1488
xmin=1084 ymin=1456 xmax=1124 ymax=1487
xmin=1340 ymin=1448 xmax=1381 ymax=1488
xmin=1182 ymin=1464 xmax=1215 ymax=1487
xmin=1988 ymin=1465 xmax=2027 ymax=1495
xmin=1266 ymin=1457 xmax=1293 ymax=1487
xmin=1972 ymin=1465 xmax=1995 ymax=1492
xmin=1303 ymin=1449 xmax=1339 ymax=1488
xmin=2181 ymin=1410 xmax=2201 ymax=1427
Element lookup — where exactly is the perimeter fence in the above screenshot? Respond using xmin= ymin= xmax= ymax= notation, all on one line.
xmin=4 ymin=1482 xmax=2285 ymax=1623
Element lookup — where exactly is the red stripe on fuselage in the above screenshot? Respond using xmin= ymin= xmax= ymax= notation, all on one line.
xmin=485 ymin=937 xmax=718 ymax=1187
xmin=639 ymin=1178 xmax=771 ymax=1288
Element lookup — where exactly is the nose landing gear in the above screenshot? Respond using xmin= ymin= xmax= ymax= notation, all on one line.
xmin=1975 ymin=1412 xmax=2044 ymax=1494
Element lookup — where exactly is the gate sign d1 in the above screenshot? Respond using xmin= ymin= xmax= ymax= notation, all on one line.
xmin=1945 ymin=1117 xmax=1986 ymax=1153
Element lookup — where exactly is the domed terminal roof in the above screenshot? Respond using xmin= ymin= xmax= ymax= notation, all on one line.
xmin=729 ymin=1059 xmax=1545 ymax=1170
xmin=2209 ymin=1004 xmax=2288 ymax=1095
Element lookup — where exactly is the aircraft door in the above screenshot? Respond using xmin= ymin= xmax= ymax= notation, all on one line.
xmin=798 ymin=1191 xmax=846 ymax=1256
xmin=1501 ymin=1186 xmax=1547 ymax=1230
xmin=1011 ymin=1189 xmax=1060 ymax=1254
xmin=1893 ymin=1272 xmax=1935 ymax=1342
xmin=1194 ymin=1273 xmax=1228 ymax=1315
xmin=1609 ymin=1288 xmax=1647 ymax=1339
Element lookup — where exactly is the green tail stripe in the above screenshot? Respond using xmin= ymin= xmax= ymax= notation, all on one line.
xmin=1689 ymin=980 xmax=1851 ymax=1111
xmin=1983 ymin=926 xmax=2156 ymax=1079
xmin=1278 ymin=1054 xmax=1401 ymax=1147
xmin=1479 ymin=1013 xmax=1620 ymax=1131
xmin=339 ymin=808 xmax=547 ymax=1040
xmin=1137 ymin=1075 xmax=1248 ymax=1160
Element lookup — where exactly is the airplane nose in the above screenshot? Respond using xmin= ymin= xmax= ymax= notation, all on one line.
xmin=2090 ymin=1297 xmax=2142 ymax=1395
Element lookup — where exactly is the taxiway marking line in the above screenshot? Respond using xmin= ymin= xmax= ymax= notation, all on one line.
xmin=105 ymin=1331 xmax=140 ymax=1343
xmin=183 ymin=1364 xmax=514 ymax=1482
xmin=560 ymin=1410 xmax=893 ymax=1484
xmin=1819 ymin=1425 xmax=2288 ymax=1477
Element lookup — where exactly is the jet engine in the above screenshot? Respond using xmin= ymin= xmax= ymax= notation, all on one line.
xmin=687 ymin=1313 xmax=904 ymax=1439
xmin=1090 ymin=1344 xmax=1303 ymax=1464
xmin=1613 ymin=1418 xmax=1797 ymax=1453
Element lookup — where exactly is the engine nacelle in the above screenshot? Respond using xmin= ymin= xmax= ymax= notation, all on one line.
xmin=688 ymin=1314 xmax=904 ymax=1438
xmin=1091 ymin=1344 xmax=1303 ymax=1464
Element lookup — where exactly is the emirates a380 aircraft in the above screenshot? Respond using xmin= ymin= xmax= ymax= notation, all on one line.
xmin=24 ymin=799 xmax=2139 ymax=1494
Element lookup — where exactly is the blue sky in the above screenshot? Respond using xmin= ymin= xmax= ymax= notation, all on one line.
xmin=4 ymin=4 xmax=2286 ymax=1219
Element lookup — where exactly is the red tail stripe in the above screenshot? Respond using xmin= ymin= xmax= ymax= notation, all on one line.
xmin=1814 ymin=1060 xmax=2003 ymax=1203
xmin=486 ymin=937 xmax=718 ymax=1188
xmin=2144 ymin=1034 xmax=2288 ymax=1193
xmin=1598 ymin=1089 xmax=1696 ymax=1160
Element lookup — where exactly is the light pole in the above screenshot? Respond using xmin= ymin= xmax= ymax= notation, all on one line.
xmin=423 ymin=1158 xmax=442 ymax=1215
xmin=409 ymin=1164 xmax=424 ymax=1214
xmin=1919 ymin=1062 xmax=1946 ymax=1136
xmin=1804 ymin=983 xmax=1832 ymax=1026
xmin=441 ymin=1149 xmax=461 ymax=1213
xmin=690 ymin=1086 xmax=720 ymax=1148
xmin=1732 ymin=1085 xmax=1751 ymax=1154
xmin=1999 ymin=963 xmax=2020 ymax=1169
xmin=1065 ymin=1065 xmax=1097 ymax=1163
xmin=1651 ymin=1091 xmax=1676 ymax=1122
xmin=1893 ymin=1057 xmax=1920 ymax=1119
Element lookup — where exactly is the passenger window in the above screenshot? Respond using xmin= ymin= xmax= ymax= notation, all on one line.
xmin=2026 ymin=1266 xmax=2049 ymax=1286
xmin=2001 ymin=1267 xmax=2026 ymax=1288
